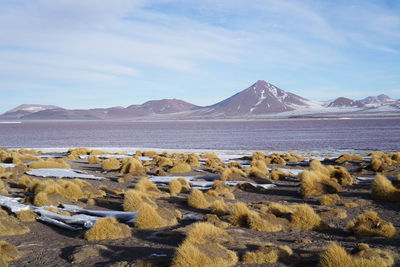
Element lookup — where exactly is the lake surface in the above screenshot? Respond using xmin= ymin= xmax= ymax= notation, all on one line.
xmin=0 ymin=118 xmax=399 ymax=151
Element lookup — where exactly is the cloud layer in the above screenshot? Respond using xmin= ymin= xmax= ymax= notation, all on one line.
xmin=0 ymin=0 xmax=399 ymax=111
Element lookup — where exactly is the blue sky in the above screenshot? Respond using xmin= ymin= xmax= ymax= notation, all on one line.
xmin=0 ymin=0 xmax=399 ymax=112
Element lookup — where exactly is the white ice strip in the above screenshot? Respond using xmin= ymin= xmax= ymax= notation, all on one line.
xmin=356 ymin=176 xmax=397 ymax=183
xmin=26 ymin=168 xmax=104 ymax=180
xmin=35 ymin=208 xmax=100 ymax=228
xmin=0 ymin=163 xmax=16 ymax=168
xmin=60 ymin=204 xmax=137 ymax=222
xmin=37 ymin=216 xmax=83 ymax=231
xmin=150 ymin=174 xmax=220 ymax=184
xmin=182 ymin=213 xmax=202 ymax=221
xmin=189 ymin=180 xmax=276 ymax=190
xmin=0 ymin=195 xmax=31 ymax=213
xmin=80 ymin=154 xmax=152 ymax=161
xmin=278 ymin=168 xmax=303 ymax=175
xmin=286 ymin=161 xmax=309 ymax=166
xmin=224 ymin=159 xmax=251 ymax=165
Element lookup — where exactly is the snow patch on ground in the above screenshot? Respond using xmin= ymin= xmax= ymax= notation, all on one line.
xmin=26 ymin=168 xmax=105 ymax=180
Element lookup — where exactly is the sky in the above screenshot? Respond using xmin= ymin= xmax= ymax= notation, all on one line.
xmin=0 ymin=0 xmax=399 ymax=112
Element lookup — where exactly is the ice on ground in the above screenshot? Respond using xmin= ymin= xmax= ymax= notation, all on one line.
xmin=150 ymin=174 xmax=220 ymax=184
xmin=356 ymin=176 xmax=397 ymax=183
xmin=279 ymin=168 xmax=303 ymax=175
xmin=0 ymin=163 xmax=16 ymax=168
xmin=26 ymin=168 xmax=105 ymax=180
xmin=35 ymin=207 xmax=100 ymax=229
xmin=60 ymin=204 xmax=137 ymax=223
xmin=80 ymin=154 xmax=152 ymax=161
xmin=182 ymin=213 xmax=202 ymax=221
xmin=0 ymin=195 xmax=30 ymax=213
xmin=37 ymin=216 xmax=82 ymax=231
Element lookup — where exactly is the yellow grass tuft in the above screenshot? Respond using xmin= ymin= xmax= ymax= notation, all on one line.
xmin=270 ymin=168 xmax=290 ymax=180
xmin=17 ymin=210 xmax=37 ymax=222
xmin=0 ymin=240 xmax=20 ymax=265
xmin=177 ymin=178 xmax=191 ymax=192
xmin=319 ymin=208 xmax=348 ymax=219
xmin=172 ymin=222 xmax=237 ymax=267
xmin=84 ymin=217 xmax=131 ymax=241
xmin=371 ymin=174 xmax=400 ymax=202
xmin=120 ymin=157 xmax=145 ymax=176
xmin=319 ymin=194 xmax=340 ymax=206
xmin=87 ymin=155 xmax=100 ymax=164
xmin=300 ymin=170 xmax=341 ymax=198
xmin=169 ymin=162 xmax=192 ymax=173
xmin=335 ymin=153 xmax=363 ymax=163
xmin=250 ymin=160 xmax=268 ymax=173
xmin=135 ymin=178 xmax=166 ymax=198
xmin=319 ymin=242 xmax=394 ymax=267
xmin=123 ymin=189 xmax=155 ymax=211
xmin=101 ymin=158 xmax=120 ymax=170
xmin=188 ymin=189 xmax=210 ymax=209
xmin=242 ymin=243 xmax=292 ymax=264
xmin=221 ymin=167 xmax=247 ymax=181
xmin=135 ymin=203 xmax=177 ymax=229
xmin=289 ymin=204 xmax=326 ymax=230
xmin=229 ymin=202 xmax=251 ymax=227
xmin=29 ymin=159 xmax=70 ymax=169
xmin=247 ymin=211 xmax=283 ymax=232
xmin=0 ymin=216 xmax=30 ymax=236
xmin=346 ymin=211 xmax=397 ymax=238
xmin=169 ymin=179 xmax=183 ymax=196
xmin=210 ymin=199 xmax=229 ymax=216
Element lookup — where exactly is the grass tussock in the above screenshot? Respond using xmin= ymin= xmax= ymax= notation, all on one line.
xmin=250 ymin=160 xmax=269 ymax=174
xmin=346 ymin=211 xmax=397 ymax=238
xmin=229 ymin=202 xmax=251 ymax=227
xmin=319 ymin=208 xmax=348 ymax=219
xmin=242 ymin=243 xmax=293 ymax=264
xmin=169 ymin=179 xmax=183 ymax=196
xmin=300 ymin=170 xmax=341 ymax=198
xmin=120 ymin=158 xmax=146 ymax=176
xmin=0 ymin=240 xmax=20 ymax=265
xmin=319 ymin=242 xmax=394 ymax=267
xmin=319 ymin=194 xmax=340 ymax=206
xmin=221 ymin=167 xmax=247 ymax=181
xmin=335 ymin=153 xmax=363 ymax=163
xmin=370 ymin=152 xmax=394 ymax=172
xmin=172 ymin=222 xmax=238 ymax=267
xmin=84 ymin=217 xmax=131 ymax=241
xmin=289 ymin=204 xmax=327 ymax=230
xmin=0 ymin=216 xmax=30 ymax=236
xmin=135 ymin=203 xmax=177 ymax=229
xmin=210 ymin=199 xmax=229 ymax=216
xmin=270 ymin=168 xmax=290 ymax=180
xmin=87 ymin=155 xmax=100 ymax=164
xmin=29 ymin=159 xmax=70 ymax=169
xmin=169 ymin=162 xmax=192 ymax=173
xmin=371 ymin=174 xmax=400 ymax=202
xmin=135 ymin=178 xmax=167 ymax=198
xmin=17 ymin=210 xmax=37 ymax=222
xmin=101 ymin=158 xmax=120 ymax=170
xmin=188 ymin=189 xmax=210 ymax=209
xmin=123 ymin=189 xmax=156 ymax=211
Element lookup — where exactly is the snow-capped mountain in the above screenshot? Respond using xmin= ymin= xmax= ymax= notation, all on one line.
xmin=0 ymin=104 xmax=61 ymax=119
xmin=327 ymin=97 xmax=363 ymax=108
xmin=359 ymin=94 xmax=395 ymax=106
xmin=201 ymin=80 xmax=317 ymax=115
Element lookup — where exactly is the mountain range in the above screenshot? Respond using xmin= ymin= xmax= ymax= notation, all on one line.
xmin=1 ymin=80 xmax=399 ymax=120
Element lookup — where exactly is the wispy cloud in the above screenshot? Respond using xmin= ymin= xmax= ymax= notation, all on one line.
xmin=0 ymin=0 xmax=399 ymax=111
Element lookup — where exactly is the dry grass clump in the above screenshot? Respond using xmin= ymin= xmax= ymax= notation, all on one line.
xmin=370 ymin=152 xmax=395 ymax=172
xmin=135 ymin=178 xmax=167 ymax=198
xmin=120 ymin=158 xmax=146 ymax=176
xmin=250 ymin=160 xmax=268 ymax=173
xmin=371 ymin=174 xmax=400 ymax=202
xmin=18 ymin=175 xmax=41 ymax=191
xmin=265 ymin=153 xmax=286 ymax=165
xmin=154 ymin=156 xmax=173 ymax=168
xmin=201 ymin=152 xmax=220 ymax=159
xmin=229 ymin=202 xmax=251 ymax=227
xmin=335 ymin=153 xmax=363 ymax=163
xmin=319 ymin=208 xmax=348 ymax=219
xmin=169 ymin=162 xmax=191 ymax=173
xmin=177 ymin=178 xmax=191 ymax=192
xmin=289 ymin=204 xmax=327 ymax=230
xmin=0 ymin=240 xmax=21 ymax=265
xmin=17 ymin=209 xmax=37 ymax=222
xmin=203 ymin=214 xmax=230 ymax=228
xmin=123 ymin=189 xmax=156 ymax=211
xmin=0 ymin=215 xmax=30 ymax=236
xmin=185 ymin=153 xmax=201 ymax=167
xmin=169 ymin=179 xmax=183 ymax=196
xmin=29 ymin=158 xmax=70 ymax=169
xmin=32 ymin=178 xmax=105 ymax=206
xmin=18 ymin=148 xmax=40 ymax=154
xmin=101 ymin=158 xmax=120 ymax=170
xmin=210 ymin=199 xmax=230 ymax=216
xmin=282 ymin=152 xmax=305 ymax=162
xmin=221 ymin=167 xmax=247 ymax=181
xmin=346 ymin=211 xmax=397 ymax=238
xmin=319 ymin=242 xmax=394 ymax=267
xmin=135 ymin=203 xmax=178 ymax=229
xmin=300 ymin=170 xmax=341 ymax=198
xmin=87 ymin=155 xmax=100 ymax=164
xmin=270 ymin=168 xmax=290 ymax=180
xmin=84 ymin=217 xmax=131 ymax=241
xmin=172 ymin=222 xmax=238 ymax=267
xmin=242 ymin=243 xmax=293 ymax=264
xmin=319 ymin=194 xmax=340 ymax=206
xmin=188 ymin=189 xmax=210 ymax=209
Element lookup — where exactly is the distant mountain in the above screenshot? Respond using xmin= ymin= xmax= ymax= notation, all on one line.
xmin=0 ymin=104 xmax=61 ymax=119
xmin=1 ymin=81 xmax=398 ymax=120
xmin=2 ymin=99 xmax=198 ymax=120
xmin=359 ymin=94 xmax=395 ymax=105
xmin=327 ymin=97 xmax=363 ymax=108
xmin=200 ymin=80 xmax=315 ymax=115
